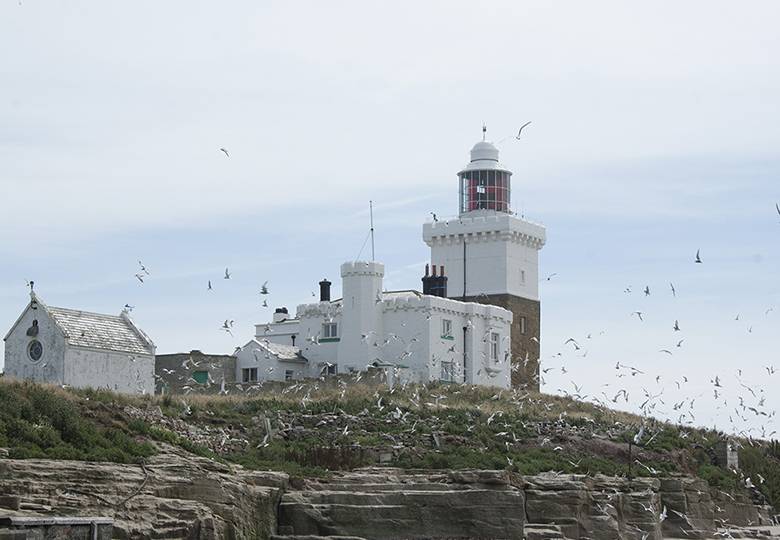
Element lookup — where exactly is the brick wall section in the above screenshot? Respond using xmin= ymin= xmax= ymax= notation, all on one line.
xmin=464 ymin=294 xmax=540 ymax=392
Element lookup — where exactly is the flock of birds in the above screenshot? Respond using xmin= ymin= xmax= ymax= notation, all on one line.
xmin=124 ymin=154 xmax=778 ymax=442
xmin=130 ymin=257 xmax=273 ymax=338
xmin=539 ymin=243 xmax=778 ymax=441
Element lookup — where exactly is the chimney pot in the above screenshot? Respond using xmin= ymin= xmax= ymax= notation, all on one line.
xmin=319 ymin=279 xmax=332 ymax=302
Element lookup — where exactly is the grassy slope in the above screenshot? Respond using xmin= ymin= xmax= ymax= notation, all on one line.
xmin=1 ymin=376 xmax=778 ymax=511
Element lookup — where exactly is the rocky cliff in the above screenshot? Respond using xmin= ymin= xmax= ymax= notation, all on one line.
xmin=0 ymin=446 xmax=287 ymax=540
xmin=3 ymin=453 xmax=774 ymax=540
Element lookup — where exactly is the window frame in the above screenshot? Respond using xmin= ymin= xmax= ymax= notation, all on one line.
xmin=490 ymin=333 xmax=499 ymax=361
xmin=441 ymin=319 xmax=453 ymax=340
xmin=319 ymin=322 xmax=340 ymax=343
xmin=242 ymin=367 xmax=258 ymax=382
xmin=441 ymin=361 xmax=455 ymax=383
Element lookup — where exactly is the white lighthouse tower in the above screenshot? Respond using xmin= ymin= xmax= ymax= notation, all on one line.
xmin=422 ymin=128 xmax=546 ymax=390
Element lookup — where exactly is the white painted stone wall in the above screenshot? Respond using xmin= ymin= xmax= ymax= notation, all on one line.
xmin=3 ymin=305 xmax=67 ymax=384
xmin=234 ymin=338 xmax=311 ymax=383
xmin=64 ymin=346 xmax=154 ymax=394
xmin=239 ymin=260 xmax=513 ymax=389
xmin=422 ymin=211 xmax=546 ymax=300
xmin=4 ymin=303 xmax=155 ymax=393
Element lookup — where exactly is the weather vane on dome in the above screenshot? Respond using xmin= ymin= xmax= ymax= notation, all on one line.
xmin=482 ymin=123 xmax=487 ymax=141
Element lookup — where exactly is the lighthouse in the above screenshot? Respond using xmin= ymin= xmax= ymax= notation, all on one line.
xmin=422 ymin=129 xmax=546 ymax=390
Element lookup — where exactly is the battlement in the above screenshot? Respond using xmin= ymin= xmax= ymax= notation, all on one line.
xmin=340 ymin=260 xmax=385 ymax=278
xmin=423 ymin=213 xmax=546 ymax=250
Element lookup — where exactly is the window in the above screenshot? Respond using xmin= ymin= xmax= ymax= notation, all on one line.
xmin=27 ymin=340 xmax=43 ymax=362
xmin=320 ymin=323 xmax=339 ymax=342
xmin=490 ymin=333 xmax=499 ymax=361
xmin=520 ymin=316 xmax=526 ymax=335
xmin=193 ymin=371 xmax=208 ymax=384
xmin=242 ymin=368 xmax=258 ymax=382
xmin=521 ymin=270 xmax=526 ymax=285
xmin=441 ymin=362 xmax=455 ymax=382
xmin=441 ymin=319 xmax=453 ymax=339
xmin=285 ymin=370 xmax=294 ymax=380
xmin=321 ymin=363 xmax=336 ymax=375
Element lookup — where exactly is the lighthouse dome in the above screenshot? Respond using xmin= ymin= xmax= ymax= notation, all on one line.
xmin=469 ymin=140 xmax=499 ymax=162
xmin=458 ymin=136 xmax=513 ymax=215
xmin=459 ymin=139 xmax=511 ymax=174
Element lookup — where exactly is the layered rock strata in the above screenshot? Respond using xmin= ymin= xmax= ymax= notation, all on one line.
xmin=0 ymin=448 xmax=287 ymax=540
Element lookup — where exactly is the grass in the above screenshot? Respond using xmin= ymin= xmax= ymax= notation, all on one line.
xmin=1 ymin=376 xmax=779 ymax=512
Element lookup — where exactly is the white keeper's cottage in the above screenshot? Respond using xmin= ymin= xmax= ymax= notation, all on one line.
xmin=236 ymin=261 xmax=514 ymax=388
xmin=3 ymin=292 xmax=156 ymax=393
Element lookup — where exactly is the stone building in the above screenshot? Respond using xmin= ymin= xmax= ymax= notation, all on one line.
xmin=235 ymin=260 xmax=514 ymax=389
xmin=423 ymin=130 xmax=546 ymax=390
xmin=154 ymin=350 xmax=236 ymax=394
xmin=3 ymin=292 xmax=156 ymax=393
xmin=233 ymin=131 xmax=543 ymax=391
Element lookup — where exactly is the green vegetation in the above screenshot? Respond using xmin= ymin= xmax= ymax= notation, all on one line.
xmin=1 ymin=377 xmax=779 ymax=512
xmin=0 ymin=379 xmax=154 ymax=462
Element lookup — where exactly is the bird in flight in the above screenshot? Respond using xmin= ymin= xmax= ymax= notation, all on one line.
xmin=644 ymin=286 xmax=650 ymax=296
xmin=260 ymin=281 xmax=269 ymax=295
xmin=631 ymin=311 xmax=643 ymax=321
xmin=515 ymin=121 xmax=532 ymax=139
xmin=673 ymin=320 xmax=681 ymax=331
xmin=138 ymin=261 xmax=150 ymax=275
xmin=499 ymin=121 xmax=532 ymax=143
xmin=670 ymin=283 xmax=675 ymax=297
xmin=135 ymin=274 xmax=145 ymax=283
xmin=224 ymin=268 xmax=232 ymax=279
xmin=220 ymin=147 xmax=229 ymax=157
xmin=207 ymin=280 xmax=212 ymax=291
xmin=695 ymin=249 xmax=702 ymax=263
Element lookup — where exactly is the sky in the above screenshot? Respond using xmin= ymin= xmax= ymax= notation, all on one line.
xmin=2 ymin=2 xmax=778 ymax=438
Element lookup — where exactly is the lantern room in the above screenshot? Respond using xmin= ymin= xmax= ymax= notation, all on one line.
xmin=458 ymin=135 xmax=512 ymax=215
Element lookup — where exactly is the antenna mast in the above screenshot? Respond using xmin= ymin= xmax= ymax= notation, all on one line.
xmin=370 ymin=200 xmax=375 ymax=261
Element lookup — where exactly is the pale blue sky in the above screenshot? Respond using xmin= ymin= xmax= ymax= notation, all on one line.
xmin=2 ymin=1 xmax=778 ymax=437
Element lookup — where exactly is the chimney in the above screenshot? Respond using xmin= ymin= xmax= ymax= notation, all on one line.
xmin=273 ymin=307 xmax=289 ymax=323
xmin=319 ymin=279 xmax=331 ymax=302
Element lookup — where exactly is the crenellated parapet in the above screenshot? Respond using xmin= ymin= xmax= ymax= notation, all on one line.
xmin=423 ymin=212 xmax=546 ymax=251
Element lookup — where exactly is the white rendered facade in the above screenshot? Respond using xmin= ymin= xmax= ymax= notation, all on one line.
xmin=235 ymin=261 xmax=514 ymax=389
xmin=3 ymin=293 xmax=156 ymax=393
xmin=423 ymin=138 xmax=546 ymax=301
xmin=422 ymin=135 xmax=546 ymax=391
xmin=423 ymin=211 xmax=546 ymax=299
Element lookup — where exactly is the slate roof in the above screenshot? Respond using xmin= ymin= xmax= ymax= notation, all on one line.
xmin=44 ymin=303 xmax=155 ymax=356
xmin=252 ymin=339 xmax=306 ymax=362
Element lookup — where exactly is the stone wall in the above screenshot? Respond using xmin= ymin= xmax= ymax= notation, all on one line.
xmin=465 ymin=293 xmax=541 ymax=391
xmin=155 ymin=351 xmax=235 ymax=394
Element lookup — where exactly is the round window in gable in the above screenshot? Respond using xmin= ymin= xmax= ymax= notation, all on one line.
xmin=28 ymin=340 xmax=43 ymax=362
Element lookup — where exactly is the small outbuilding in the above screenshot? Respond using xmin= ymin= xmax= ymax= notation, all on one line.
xmin=3 ymin=292 xmax=156 ymax=393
